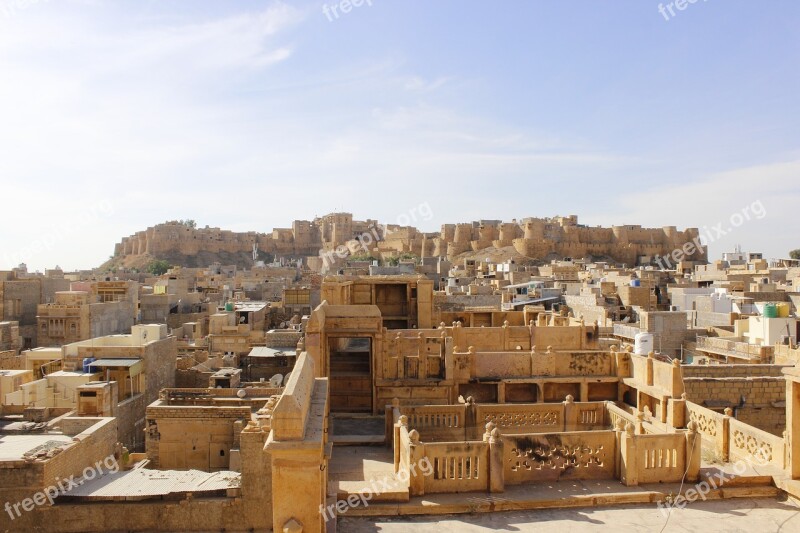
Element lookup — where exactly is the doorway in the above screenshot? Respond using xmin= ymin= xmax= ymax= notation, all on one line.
xmin=328 ymin=337 xmax=372 ymax=413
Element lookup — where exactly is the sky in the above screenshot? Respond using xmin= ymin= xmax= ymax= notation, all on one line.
xmin=0 ymin=0 xmax=798 ymax=271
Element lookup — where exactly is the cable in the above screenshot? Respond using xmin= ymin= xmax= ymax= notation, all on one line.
xmin=659 ymin=424 xmax=698 ymax=533
xmin=659 ymin=333 xmax=700 ymax=533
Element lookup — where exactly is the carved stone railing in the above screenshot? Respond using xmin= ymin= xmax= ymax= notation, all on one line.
xmin=424 ymin=440 xmax=490 ymax=494
xmin=392 ymin=416 xmax=701 ymax=494
xmin=607 ymin=402 xmax=637 ymax=429
xmin=685 ymin=401 xmax=728 ymax=458
xmin=389 ymin=398 xmax=611 ymax=442
xmin=618 ymin=421 xmax=701 ymax=486
xmin=635 ymin=433 xmax=688 ymax=484
xmin=477 ymin=403 xmax=563 ymax=435
xmin=728 ymin=417 xmax=786 ymax=469
xmin=504 ymin=430 xmax=616 ymax=484
xmin=393 ymin=404 xmax=466 ymax=442
xmin=683 ymin=401 xmax=786 ymax=469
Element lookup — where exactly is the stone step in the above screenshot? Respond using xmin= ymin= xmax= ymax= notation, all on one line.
xmin=337 ymin=479 xmax=410 ymax=504
xmin=332 ymin=434 xmax=386 ymax=446
xmin=719 ymin=485 xmax=780 ymax=499
xmin=341 ymin=479 xmax=781 ymax=518
xmin=700 ymin=470 xmax=775 ymax=488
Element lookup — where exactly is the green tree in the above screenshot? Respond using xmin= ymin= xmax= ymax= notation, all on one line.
xmin=146 ymin=259 xmax=171 ymax=276
xmin=790 ymin=249 xmax=800 ymax=260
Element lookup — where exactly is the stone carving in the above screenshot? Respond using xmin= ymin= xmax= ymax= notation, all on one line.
xmin=688 ymin=408 xmax=718 ymax=437
xmin=732 ymin=429 xmax=773 ymax=463
xmin=509 ymin=444 xmax=605 ymax=472
xmin=484 ymin=410 xmax=559 ymax=428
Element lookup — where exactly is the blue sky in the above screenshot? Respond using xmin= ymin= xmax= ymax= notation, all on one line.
xmin=0 ymin=0 xmax=798 ymax=270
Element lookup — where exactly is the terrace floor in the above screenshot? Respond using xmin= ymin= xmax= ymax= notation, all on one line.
xmin=340 ymin=497 xmax=800 ymax=532
xmin=328 ymin=446 xmax=409 ymax=503
xmin=328 ymin=454 xmax=785 ymax=521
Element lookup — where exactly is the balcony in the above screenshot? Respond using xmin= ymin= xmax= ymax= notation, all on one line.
xmin=695 ymin=335 xmax=774 ymax=363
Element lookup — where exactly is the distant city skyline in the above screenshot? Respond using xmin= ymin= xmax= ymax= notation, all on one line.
xmin=1 ymin=1 xmax=797 ymax=270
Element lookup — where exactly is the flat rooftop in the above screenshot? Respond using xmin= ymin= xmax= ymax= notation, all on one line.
xmin=247 ymin=347 xmax=296 ymax=358
xmin=234 ymin=302 xmax=269 ymax=312
xmin=0 ymin=369 xmax=30 ymax=377
xmin=62 ymin=468 xmax=240 ymax=500
xmin=0 ymin=434 xmax=73 ymax=461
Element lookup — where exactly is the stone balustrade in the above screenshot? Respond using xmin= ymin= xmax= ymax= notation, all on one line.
xmin=392 ymin=414 xmax=701 ymax=493
xmin=388 ymin=397 xmax=611 ymax=443
xmin=684 ymin=400 xmax=786 ymax=469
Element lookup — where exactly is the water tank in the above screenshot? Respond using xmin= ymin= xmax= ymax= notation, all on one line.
xmin=82 ymin=357 xmax=96 ymax=374
xmin=776 ymin=302 xmax=790 ymax=318
xmin=763 ymin=303 xmax=778 ymax=318
xmin=634 ymin=333 xmax=654 ymax=355
xmin=630 ymin=279 xmax=641 ymax=287
xmin=225 ymin=302 xmax=234 ymax=312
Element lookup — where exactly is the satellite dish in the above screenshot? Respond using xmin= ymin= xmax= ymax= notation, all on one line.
xmin=269 ymin=374 xmax=283 ymax=388
xmin=236 ymin=389 xmax=247 ymax=398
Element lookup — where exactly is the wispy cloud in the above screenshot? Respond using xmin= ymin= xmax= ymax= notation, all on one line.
xmin=585 ymin=159 xmax=800 ymax=259
xmin=404 ymin=75 xmax=450 ymax=92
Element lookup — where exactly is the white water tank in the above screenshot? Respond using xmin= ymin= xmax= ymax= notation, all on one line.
xmin=634 ymin=332 xmax=654 ymax=355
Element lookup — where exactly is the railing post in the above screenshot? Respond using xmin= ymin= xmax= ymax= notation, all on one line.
xmin=620 ymin=422 xmax=638 ymax=486
xmin=671 ymin=358 xmax=685 ymax=399
xmin=408 ymin=429 xmax=425 ymax=496
xmin=466 ymin=397 xmax=478 ymax=440
xmin=635 ymin=410 xmax=645 ymax=435
xmin=487 ymin=426 xmax=505 ymax=493
xmin=386 ymin=398 xmax=400 ymax=447
xmin=614 ymin=418 xmax=625 ymax=480
xmin=722 ymin=407 xmax=732 ymax=462
xmin=394 ymin=415 xmax=408 ymax=473
xmin=668 ymin=393 xmax=687 ymax=429
xmin=563 ymin=395 xmax=575 ymax=432
xmin=685 ymin=421 xmax=702 ymax=482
